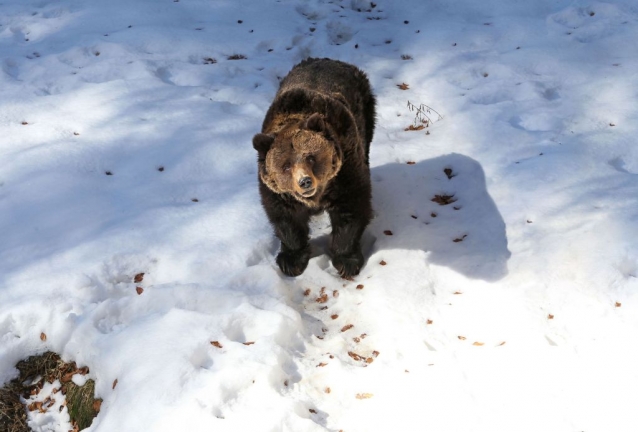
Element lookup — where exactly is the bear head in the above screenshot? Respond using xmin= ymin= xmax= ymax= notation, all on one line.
xmin=253 ymin=113 xmax=343 ymax=206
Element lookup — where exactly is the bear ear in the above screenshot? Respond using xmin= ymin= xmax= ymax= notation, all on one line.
xmin=253 ymin=133 xmax=275 ymax=156
xmin=303 ymin=113 xmax=325 ymax=133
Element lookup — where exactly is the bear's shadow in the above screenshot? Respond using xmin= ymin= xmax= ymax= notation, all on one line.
xmin=308 ymin=153 xmax=511 ymax=282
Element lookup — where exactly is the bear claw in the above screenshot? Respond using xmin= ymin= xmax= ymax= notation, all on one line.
xmin=276 ymin=248 xmax=310 ymax=277
xmin=332 ymin=252 xmax=364 ymax=278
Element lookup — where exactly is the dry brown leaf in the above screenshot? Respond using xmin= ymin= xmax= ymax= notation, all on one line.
xmin=498 ymin=341 xmax=506 ymax=346
xmin=61 ymin=372 xmax=75 ymax=383
xmin=383 ymin=230 xmax=393 ymax=236
xmin=348 ymin=351 xmax=361 ymax=361
xmin=211 ymin=341 xmax=223 ymax=349
xmin=404 ymin=124 xmax=425 ymax=131
xmin=379 ymin=260 xmax=387 ymax=266
xmin=356 ymin=284 xmax=364 ymax=290
xmin=615 ymin=302 xmax=622 ymax=307
xmin=353 ymin=337 xmax=361 ymax=343
xmin=333 ymin=290 xmax=339 ymax=298
xmin=136 ymin=287 xmax=144 ymax=295
xmin=28 ymin=401 xmax=43 ymax=412
xmin=458 ymin=336 xmax=466 ymax=340
xmin=325 ymin=387 xmax=331 ymax=393
xmin=93 ymin=399 xmax=102 ymax=413
xmin=407 ymin=161 xmax=416 ymax=165
xmin=341 ymin=324 xmax=354 ymax=332
xmin=331 ymin=314 xmax=339 ymax=320
xmin=303 ymin=288 xmax=311 ymax=296
xmin=372 ymin=351 xmax=379 ymax=357
xmin=453 ymin=291 xmax=463 ymax=295
xmin=397 ymin=83 xmax=409 ymax=90
xmin=444 ymin=168 xmax=455 ymax=179
xmin=243 ymin=341 xmax=255 ymax=346
xmin=548 ymin=314 xmax=554 ymax=319
xmin=472 ymin=342 xmax=484 ymax=346
xmin=356 ymin=393 xmax=373 ymax=399
xmin=134 ymin=273 xmax=145 ymax=283
xmin=40 ymin=332 xmax=47 ymax=342
xmin=431 ymin=194 xmax=457 ymax=205
xmin=316 ymin=293 xmax=329 ymax=303
xmin=317 ymin=362 xmax=328 ymax=367
xmin=112 ymin=379 xmax=118 ymax=390
xmin=309 ymin=408 xmax=317 ymax=414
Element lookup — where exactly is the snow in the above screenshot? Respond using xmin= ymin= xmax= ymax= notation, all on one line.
xmin=24 ymin=379 xmax=72 ymax=432
xmin=1 ymin=0 xmax=638 ymax=431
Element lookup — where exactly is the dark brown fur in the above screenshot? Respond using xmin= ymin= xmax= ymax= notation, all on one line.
xmin=253 ymin=58 xmax=376 ymax=277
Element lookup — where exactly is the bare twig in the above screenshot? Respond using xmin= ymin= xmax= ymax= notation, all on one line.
xmin=407 ymin=100 xmax=443 ymax=127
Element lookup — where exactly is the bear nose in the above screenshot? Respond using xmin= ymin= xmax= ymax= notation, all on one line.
xmin=299 ymin=176 xmax=313 ymax=190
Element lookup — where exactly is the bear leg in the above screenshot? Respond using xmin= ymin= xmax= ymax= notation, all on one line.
xmin=328 ymin=209 xmax=369 ymax=278
xmin=270 ymin=209 xmax=311 ymax=277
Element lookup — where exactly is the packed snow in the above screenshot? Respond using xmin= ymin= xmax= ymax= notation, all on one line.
xmin=1 ymin=0 xmax=638 ymax=430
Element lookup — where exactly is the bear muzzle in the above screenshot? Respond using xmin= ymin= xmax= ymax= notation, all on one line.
xmin=298 ymin=176 xmax=313 ymax=190
xmin=293 ymin=168 xmax=317 ymax=197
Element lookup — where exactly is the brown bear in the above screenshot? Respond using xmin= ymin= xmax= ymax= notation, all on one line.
xmin=253 ymin=58 xmax=376 ymax=278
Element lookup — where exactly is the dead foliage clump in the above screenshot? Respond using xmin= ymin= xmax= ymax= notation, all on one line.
xmin=0 ymin=352 xmax=101 ymax=431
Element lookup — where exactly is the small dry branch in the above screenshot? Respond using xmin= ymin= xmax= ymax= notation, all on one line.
xmin=407 ymin=100 xmax=443 ymax=127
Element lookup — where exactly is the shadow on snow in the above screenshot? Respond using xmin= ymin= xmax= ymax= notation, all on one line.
xmin=366 ymin=153 xmax=510 ymax=282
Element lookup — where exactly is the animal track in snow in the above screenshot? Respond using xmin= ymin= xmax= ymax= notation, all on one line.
xmin=326 ymin=20 xmax=355 ymax=45
xmin=609 ymin=156 xmax=637 ymax=175
xmin=548 ymin=3 xmax=635 ymax=43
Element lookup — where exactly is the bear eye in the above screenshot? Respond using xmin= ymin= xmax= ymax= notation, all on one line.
xmin=282 ymin=163 xmax=291 ymax=172
xmin=306 ymin=155 xmax=316 ymax=165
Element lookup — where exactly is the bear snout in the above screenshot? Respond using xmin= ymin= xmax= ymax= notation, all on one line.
xmin=298 ymin=176 xmax=313 ymax=190
xmin=292 ymin=167 xmax=317 ymax=196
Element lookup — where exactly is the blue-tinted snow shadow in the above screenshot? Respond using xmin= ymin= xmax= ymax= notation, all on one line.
xmin=366 ymin=153 xmax=510 ymax=282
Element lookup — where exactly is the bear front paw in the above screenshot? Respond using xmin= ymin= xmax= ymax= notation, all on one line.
xmin=332 ymin=252 xmax=364 ymax=278
xmin=276 ymin=248 xmax=310 ymax=277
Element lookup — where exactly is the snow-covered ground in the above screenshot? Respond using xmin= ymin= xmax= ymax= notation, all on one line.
xmin=1 ymin=0 xmax=638 ymax=430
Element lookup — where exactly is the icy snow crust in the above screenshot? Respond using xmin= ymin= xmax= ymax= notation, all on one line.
xmin=1 ymin=0 xmax=638 ymax=431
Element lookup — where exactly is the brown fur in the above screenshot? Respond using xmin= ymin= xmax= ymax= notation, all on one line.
xmin=253 ymin=58 xmax=376 ymax=277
